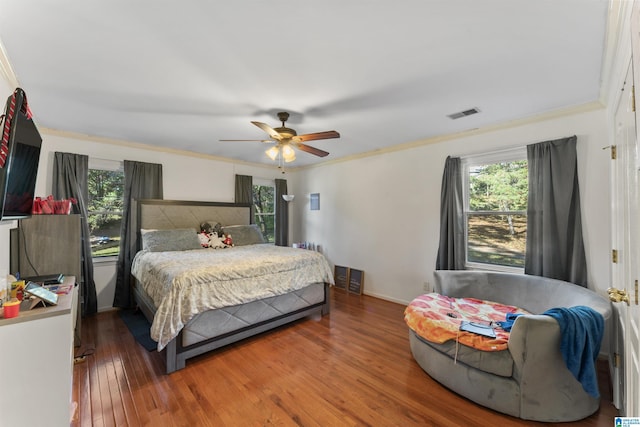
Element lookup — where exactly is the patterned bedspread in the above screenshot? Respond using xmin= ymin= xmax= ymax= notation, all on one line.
xmin=404 ymin=293 xmax=529 ymax=351
xmin=131 ymin=244 xmax=334 ymax=349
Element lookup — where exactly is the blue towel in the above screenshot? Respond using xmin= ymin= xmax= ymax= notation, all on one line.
xmin=496 ymin=312 xmax=522 ymax=332
xmin=543 ymin=306 xmax=604 ymax=398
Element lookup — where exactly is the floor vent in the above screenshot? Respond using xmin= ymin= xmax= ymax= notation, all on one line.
xmin=447 ymin=107 xmax=480 ymax=120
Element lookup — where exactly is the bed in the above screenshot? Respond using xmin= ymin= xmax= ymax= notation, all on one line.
xmin=130 ymin=199 xmax=334 ymax=373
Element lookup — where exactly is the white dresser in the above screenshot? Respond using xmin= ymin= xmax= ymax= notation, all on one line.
xmin=0 ymin=276 xmax=78 ymax=427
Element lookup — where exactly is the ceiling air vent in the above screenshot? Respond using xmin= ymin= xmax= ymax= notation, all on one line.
xmin=447 ymin=107 xmax=481 ymax=120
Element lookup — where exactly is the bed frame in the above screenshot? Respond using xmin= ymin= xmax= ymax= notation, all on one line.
xmin=132 ymin=199 xmax=330 ymax=373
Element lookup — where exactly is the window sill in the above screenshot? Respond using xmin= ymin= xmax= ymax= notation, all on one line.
xmin=92 ymin=256 xmax=118 ymax=265
xmin=465 ymin=262 xmax=524 ymax=274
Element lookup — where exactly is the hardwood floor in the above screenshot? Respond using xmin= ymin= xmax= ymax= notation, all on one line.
xmin=72 ymin=289 xmax=618 ymax=426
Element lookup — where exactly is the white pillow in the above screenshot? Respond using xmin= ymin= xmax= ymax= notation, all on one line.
xmin=197 ymin=231 xmax=230 ymax=249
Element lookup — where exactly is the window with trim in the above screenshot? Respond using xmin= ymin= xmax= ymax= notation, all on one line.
xmin=252 ymin=180 xmax=275 ymax=243
xmin=463 ymin=149 xmax=528 ymax=270
xmin=88 ymin=159 xmax=124 ymax=258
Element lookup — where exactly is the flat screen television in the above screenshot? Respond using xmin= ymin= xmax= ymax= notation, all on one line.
xmin=0 ymin=94 xmax=42 ymax=221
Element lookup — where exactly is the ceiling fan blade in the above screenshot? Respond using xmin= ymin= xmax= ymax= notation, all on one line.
xmin=292 ymin=130 xmax=340 ymax=143
xmin=297 ymin=143 xmax=330 ymax=157
xmin=251 ymin=121 xmax=282 ymax=140
xmin=219 ymin=139 xmax=273 ymax=143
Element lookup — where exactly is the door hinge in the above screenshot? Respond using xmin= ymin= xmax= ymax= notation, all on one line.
xmin=614 ymin=352 xmax=621 ymax=368
xmin=612 ymin=249 xmax=618 ymax=263
xmin=635 ymin=279 xmax=638 ymax=305
xmin=602 ymin=145 xmax=617 ymax=159
xmin=633 ymin=85 xmax=636 ymax=112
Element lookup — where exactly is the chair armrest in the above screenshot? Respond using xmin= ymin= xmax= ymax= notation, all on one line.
xmin=508 ymin=315 xmax=598 ymax=421
xmin=508 ymin=314 xmax=564 ymax=381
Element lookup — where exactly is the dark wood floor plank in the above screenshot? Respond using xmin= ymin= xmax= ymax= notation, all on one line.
xmin=72 ymin=289 xmax=618 ymax=426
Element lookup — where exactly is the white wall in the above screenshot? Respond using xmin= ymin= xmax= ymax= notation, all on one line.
xmin=289 ymin=108 xmax=611 ymax=304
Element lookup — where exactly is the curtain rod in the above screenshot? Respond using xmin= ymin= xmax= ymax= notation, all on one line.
xmin=457 ymin=134 xmax=576 ymax=160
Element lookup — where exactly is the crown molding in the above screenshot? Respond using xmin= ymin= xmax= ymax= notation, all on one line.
xmin=0 ymin=38 xmax=19 ymax=89
xmin=41 ymin=127 xmax=278 ymax=171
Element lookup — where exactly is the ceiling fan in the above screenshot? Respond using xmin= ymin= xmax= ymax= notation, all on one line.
xmin=220 ymin=112 xmax=340 ymax=163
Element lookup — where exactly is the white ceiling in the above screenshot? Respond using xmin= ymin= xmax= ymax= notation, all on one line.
xmin=0 ymin=1 xmax=609 ymax=168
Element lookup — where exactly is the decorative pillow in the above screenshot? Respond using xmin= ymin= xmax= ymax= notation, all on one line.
xmin=141 ymin=228 xmax=203 ymax=252
xmin=197 ymin=232 xmax=211 ymax=247
xmin=208 ymin=233 xmax=228 ymax=248
xmin=211 ymin=221 xmax=224 ymax=237
xmin=200 ymin=222 xmax=214 ymax=234
xmin=200 ymin=221 xmax=224 ymax=237
xmin=198 ymin=231 xmax=228 ymax=249
xmin=222 ymin=224 xmax=266 ymax=246
xmin=200 ymin=221 xmax=222 ymax=236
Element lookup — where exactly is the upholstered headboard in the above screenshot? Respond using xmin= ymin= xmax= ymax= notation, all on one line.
xmin=136 ymin=199 xmax=251 ymax=230
xmin=134 ymin=199 xmax=251 ymax=251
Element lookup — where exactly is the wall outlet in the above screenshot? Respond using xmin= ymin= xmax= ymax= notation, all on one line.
xmin=423 ymin=281 xmax=431 ymax=292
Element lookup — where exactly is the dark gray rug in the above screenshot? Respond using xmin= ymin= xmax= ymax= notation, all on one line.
xmin=118 ymin=309 xmax=157 ymax=351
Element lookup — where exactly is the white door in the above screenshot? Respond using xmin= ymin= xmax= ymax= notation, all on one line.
xmin=611 ymin=59 xmax=634 ymax=414
xmin=620 ymin=2 xmax=640 ymax=416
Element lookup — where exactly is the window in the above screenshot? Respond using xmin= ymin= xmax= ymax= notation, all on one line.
xmin=88 ymin=159 xmax=124 ymax=258
xmin=252 ymin=180 xmax=275 ymax=243
xmin=463 ymin=149 xmax=528 ymax=270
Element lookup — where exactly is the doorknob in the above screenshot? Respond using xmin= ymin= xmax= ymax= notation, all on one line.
xmin=608 ymin=287 xmax=630 ymax=305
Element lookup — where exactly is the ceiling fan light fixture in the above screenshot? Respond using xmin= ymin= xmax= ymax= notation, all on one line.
xmin=266 ymin=146 xmax=279 ymax=161
xmin=282 ymin=145 xmax=296 ymax=162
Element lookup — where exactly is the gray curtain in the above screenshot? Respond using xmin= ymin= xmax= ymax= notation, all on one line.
xmin=275 ymin=178 xmax=288 ymax=246
xmin=52 ymin=152 xmax=98 ymax=315
xmin=234 ymin=174 xmax=253 ymax=222
xmin=525 ymin=135 xmax=587 ymax=286
xmin=113 ymin=160 xmax=163 ymax=308
xmin=435 ymin=156 xmax=465 ymax=270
